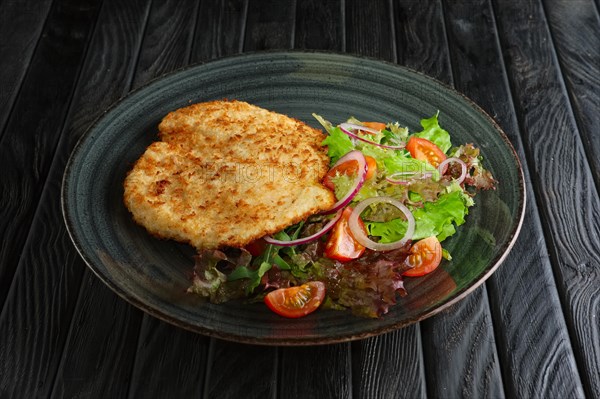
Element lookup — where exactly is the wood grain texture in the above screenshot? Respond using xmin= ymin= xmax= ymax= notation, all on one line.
xmin=422 ymin=290 xmax=504 ymax=398
xmin=0 ymin=0 xmax=152 ymax=397
xmin=0 ymin=176 xmax=87 ymax=398
xmin=487 ymin=221 xmax=585 ymax=398
xmin=127 ymin=317 xmax=209 ymax=398
xmin=345 ymin=0 xmax=396 ymax=61
xmin=0 ymin=0 xmax=53 ymax=137
xmin=0 ymin=0 xmax=101 ymax=307
xmin=204 ymin=340 xmax=278 ymax=399
xmin=0 ymin=2 xmax=596 ymax=398
xmin=442 ymin=0 xmax=585 ymax=396
xmin=493 ymin=0 xmax=600 ymax=396
xmin=280 ymin=345 xmax=351 ymax=398
xmin=352 ymin=326 xmax=426 ymax=398
xmin=132 ymin=0 xmax=201 ymax=89
xmin=294 ymin=0 xmax=344 ymax=50
xmin=50 ymin=277 xmax=144 ymax=399
xmin=191 ymin=0 xmax=247 ymax=62
xmin=243 ymin=0 xmax=295 ymax=51
xmin=542 ymin=0 xmax=600 ymax=186
xmin=393 ymin=0 xmax=451 ymax=78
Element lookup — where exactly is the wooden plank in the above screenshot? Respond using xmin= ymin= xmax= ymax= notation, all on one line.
xmin=352 ymin=327 xmax=425 ymax=398
xmin=243 ymin=0 xmax=295 ymax=50
xmin=491 ymin=0 xmax=599 ymax=396
xmin=345 ymin=0 xmax=396 ymax=61
xmin=131 ymin=0 xmax=201 ymax=89
xmin=294 ymin=0 xmax=344 ymax=50
xmin=445 ymin=2 xmax=581 ymax=397
xmin=43 ymin=0 xmax=154 ymax=395
xmin=442 ymin=0 xmax=584 ymax=396
xmin=203 ymin=341 xmax=277 ymax=398
xmin=280 ymin=345 xmax=351 ymax=398
xmin=190 ymin=0 xmax=248 ymax=62
xmin=0 ymin=173 xmax=87 ymax=398
xmin=542 ymin=0 xmax=600 ymax=185
xmin=50 ymin=278 xmax=144 ymax=398
xmin=421 ymin=290 xmax=504 ymax=398
xmin=394 ymin=0 xmax=452 ymax=79
xmin=0 ymin=0 xmax=101 ymax=307
xmin=0 ymin=0 xmax=53 ymax=137
xmin=127 ymin=316 xmax=209 ymax=398
xmin=0 ymin=0 xmax=151 ymax=397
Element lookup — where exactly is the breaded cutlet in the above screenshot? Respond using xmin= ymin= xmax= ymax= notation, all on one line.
xmin=123 ymin=100 xmax=334 ymax=250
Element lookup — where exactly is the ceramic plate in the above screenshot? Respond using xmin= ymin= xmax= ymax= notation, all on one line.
xmin=62 ymin=52 xmax=525 ymax=345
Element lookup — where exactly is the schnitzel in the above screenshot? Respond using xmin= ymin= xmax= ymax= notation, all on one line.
xmin=123 ymin=100 xmax=334 ymax=250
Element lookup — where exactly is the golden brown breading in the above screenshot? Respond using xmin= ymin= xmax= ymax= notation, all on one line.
xmin=123 ymin=100 xmax=334 ymax=250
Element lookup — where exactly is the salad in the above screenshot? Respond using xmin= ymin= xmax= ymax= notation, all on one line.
xmin=187 ymin=113 xmax=496 ymax=318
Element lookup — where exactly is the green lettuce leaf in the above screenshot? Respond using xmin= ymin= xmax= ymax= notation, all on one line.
xmin=321 ymin=126 xmax=355 ymax=164
xmin=366 ymin=190 xmax=469 ymax=243
xmin=412 ymin=112 xmax=452 ymax=153
xmin=228 ymin=261 xmax=272 ymax=294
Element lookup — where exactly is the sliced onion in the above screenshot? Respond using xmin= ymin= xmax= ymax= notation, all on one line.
xmin=438 ymin=157 xmax=467 ymax=184
xmin=339 ymin=123 xmax=405 ymax=150
xmin=264 ymin=210 xmax=343 ymax=247
xmin=322 ymin=150 xmax=367 ymax=214
xmin=386 ymin=171 xmax=433 ymax=185
xmin=348 ymin=196 xmax=415 ymax=251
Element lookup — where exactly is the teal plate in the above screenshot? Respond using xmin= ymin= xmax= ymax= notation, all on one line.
xmin=62 ymin=52 xmax=525 ymax=345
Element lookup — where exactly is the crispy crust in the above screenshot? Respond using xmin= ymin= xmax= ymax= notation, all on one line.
xmin=123 ymin=100 xmax=334 ymax=250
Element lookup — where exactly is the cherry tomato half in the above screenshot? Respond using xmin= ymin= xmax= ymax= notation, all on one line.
xmin=402 ymin=236 xmax=443 ymax=277
xmin=406 ymin=137 xmax=447 ymax=168
xmin=325 ymin=207 xmax=366 ymax=262
xmin=364 ymin=156 xmax=378 ymax=180
xmin=264 ymin=281 xmax=326 ymax=318
xmin=323 ymin=155 xmax=377 ymax=191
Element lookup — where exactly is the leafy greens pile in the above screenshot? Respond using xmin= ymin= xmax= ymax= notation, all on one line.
xmin=188 ymin=113 xmax=496 ymax=318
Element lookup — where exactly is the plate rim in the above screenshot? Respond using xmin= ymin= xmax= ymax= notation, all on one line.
xmin=61 ymin=50 xmax=526 ymax=346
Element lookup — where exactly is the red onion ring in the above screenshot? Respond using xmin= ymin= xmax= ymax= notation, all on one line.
xmin=321 ymin=150 xmax=367 ymax=214
xmin=263 ymin=210 xmax=343 ymax=247
xmin=438 ymin=157 xmax=467 ymax=184
xmin=339 ymin=123 xmax=405 ymax=150
xmin=386 ymin=171 xmax=433 ymax=185
xmin=348 ymin=196 xmax=415 ymax=251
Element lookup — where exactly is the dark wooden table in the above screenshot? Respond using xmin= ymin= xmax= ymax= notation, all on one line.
xmin=1 ymin=0 xmax=598 ymax=397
